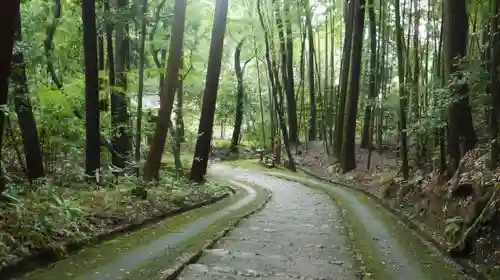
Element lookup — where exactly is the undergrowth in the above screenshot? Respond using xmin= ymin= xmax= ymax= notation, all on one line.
xmin=0 ymin=172 xmax=228 ymax=269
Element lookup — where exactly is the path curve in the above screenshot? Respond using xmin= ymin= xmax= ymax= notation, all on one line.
xmin=179 ymin=164 xmax=359 ymax=279
xmin=18 ymin=180 xmax=266 ymax=280
xmin=179 ymin=164 xmax=472 ymax=280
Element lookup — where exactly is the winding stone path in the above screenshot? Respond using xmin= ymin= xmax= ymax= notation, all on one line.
xmin=178 ymin=165 xmax=359 ymax=279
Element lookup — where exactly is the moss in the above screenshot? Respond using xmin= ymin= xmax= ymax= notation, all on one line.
xmin=121 ymin=183 xmax=270 ymax=280
xmin=19 ymin=182 xmax=269 ymax=280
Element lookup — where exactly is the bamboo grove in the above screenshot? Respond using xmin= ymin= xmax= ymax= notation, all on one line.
xmin=252 ymin=0 xmax=500 ymax=180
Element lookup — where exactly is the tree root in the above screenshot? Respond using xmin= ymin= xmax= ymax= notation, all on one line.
xmin=449 ymin=186 xmax=500 ymax=257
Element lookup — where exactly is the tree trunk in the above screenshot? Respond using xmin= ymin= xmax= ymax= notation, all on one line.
xmin=45 ymin=0 xmax=63 ymax=89
xmin=176 ymin=55 xmax=185 ymax=143
xmin=394 ymin=0 xmax=409 ymax=179
xmin=360 ymin=0 xmax=377 ymax=149
xmin=0 ymin=0 xmax=19 ymax=192
xmin=443 ymin=0 xmax=476 ymax=173
xmin=340 ymin=0 xmax=365 ymax=172
xmin=328 ymin=3 xmax=336 ymax=147
xmin=283 ymin=0 xmax=298 ymax=144
xmin=489 ymin=0 xmax=500 ymax=168
xmin=189 ymin=0 xmax=229 ymax=182
xmin=134 ymin=0 xmax=148 ymax=174
xmin=334 ymin=0 xmax=354 ymax=157
xmin=230 ymin=38 xmax=246 ymax=152
xmin=305 ymin=0 xmax=316 ymax=141
xmin=112 ymin=0 xmax=132 ymax=169
xmin=105 ymin=0 xmax=115 ymax=106
xmin=143 ymin=0 xmax=187 ymax=181
xmin=12 ymin=12 xmax=45 ymax=179
xmin=254 ymin=39 xmax=266 ymax=148
xmin=82 ymin=0 xmax=101 ymax=177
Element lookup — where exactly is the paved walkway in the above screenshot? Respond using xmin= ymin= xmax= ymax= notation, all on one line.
xmin=178 ymin=165 xmax=359 ymax=279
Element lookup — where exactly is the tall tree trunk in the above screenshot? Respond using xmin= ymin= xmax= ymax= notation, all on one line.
xmin=143 ymin=0 xmax=187 ymax=181
xmin=0 ymin=0 xmax=19 ymax=193
xmin=297 ymin=16 xmax=306 ymax=143
xmin=82 ymin=0 xmax=101 ymax=177
xmin=412 ymin=0 xmax=421 ymax=164
xmin=45 ymin=0 xmax=63 ymax=89
xmin=443 ymin=0 xmax=476 ymax=173
xmin=328 ymin=3 xmax=336 ymax=147
xmin=112 ymin=0 xmax=132 ymax=169
xmin=190 ymin=0 xmax=229 ymax=182
xmin=230 ymin=38 xmax=246 ymax=152
xmin=376 ymin=2 xmax=386 ymax=148
xmin=12 ymin=12 xmax=45 ymax=179
xmin=98 ymin=4 xmax=105 ymax=110
xmin=360 ymin=0 xmax=377 ymax=149
xmin=254 ymin=39 xmax=266 ymax=148
xmin=489 ymin=0 xmax=500 ymax=168
xmin=305 ymin=0 xmax=316 ymax=141
xmin=134 ymin=0 xmax=148 ymax=174
xmin=105 ymin=0 xmax=115 ymax=106
xmin=176 ymin=54 xmax=185 ymax=143
xmin=394 ymin=0 xmax=409 ymax=179
xmin=334 ymin=0 xmax=354 ymax=157
xmin=283 ymin=0 xmax=298 ymax=144
xmin=436 ymin=12 xmax=446 ymax=174
xmin=340 ymin=0 xmax=365 ymax=172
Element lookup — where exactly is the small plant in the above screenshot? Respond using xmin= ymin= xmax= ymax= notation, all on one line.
xmin=445 ymin=216 xmax=464 ymax=244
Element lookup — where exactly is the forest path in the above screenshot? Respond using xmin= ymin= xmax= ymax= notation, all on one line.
xmin=179 ymin=164 xmax=471 ymax=280
xmin=18 ymin=174 xmax=268 ymax=280
xmin=179 ymin=163 xmax=359 ymax=279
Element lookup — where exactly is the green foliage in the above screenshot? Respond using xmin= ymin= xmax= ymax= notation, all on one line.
xmin=0 ymin=175 xmax=228 ymax=266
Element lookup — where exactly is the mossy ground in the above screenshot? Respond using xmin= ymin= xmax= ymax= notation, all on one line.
xmin=18 ymin=181 xmax=270 ymax=280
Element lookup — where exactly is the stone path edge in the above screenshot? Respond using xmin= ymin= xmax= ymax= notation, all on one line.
xmin=295 ymin=166 xmax=489 ymax=280
xmin=162 ymin=181 xmax=272 ymax=280
xmin=1 ymin=185 xmax=236 ymax=280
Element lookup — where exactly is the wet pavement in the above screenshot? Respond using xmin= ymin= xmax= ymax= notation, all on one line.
xmin=178 ymin=165 xmax=359 ymax=279
xmin=179 ymin=164 xmax=471 ymax=280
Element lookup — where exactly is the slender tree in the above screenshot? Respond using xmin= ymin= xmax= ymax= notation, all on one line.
xmin=334 ymin=0 xmax=354 ymax=157
xmin=305 ymin=0 xmax=317 ymax=141
xmin=0 ymin=0 xmax=20 ymax=192
xmin=489 ymin=0 xmax=500 ymax=168
xmin=340 ymin=0 xmax=365 ymax=172
xmin=190 ymin=0 xmax=230 ymax=182
xmin=12 ymin=12 xmax=45 ymax=179
xmin=394 ymin=0 xmax=409 ymax=179
xmin=81 ymin=0 xmax=101 ymax=176
xmin=284 ymin=0 xmax=298 ymax=144
xmin=134 ymin=0 xmax=148 ymax=174
xmin=443 ymin=0 xmax=477 ymax=173
xmin=360 ymin=0 xmax=377 ymax=149
xmin=143 ymin=0 xmax=187 ymax=181
xmin=112 ymin=0 xmax=132 ymax=168
xmin=231 ymin=38 xmax=248 ymax=152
